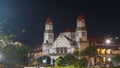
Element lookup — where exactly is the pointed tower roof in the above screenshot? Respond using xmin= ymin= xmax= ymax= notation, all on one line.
xmin=65 ymin=27 xmax=74 ymax=32
xmin=77 ymin=13 xmax=84 ymax=20
xmin=45 ymin=17 xmax=52 ymax=24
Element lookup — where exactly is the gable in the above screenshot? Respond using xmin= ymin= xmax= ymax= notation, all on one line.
xmin=53 ymin=34 xmax=72 ymax=48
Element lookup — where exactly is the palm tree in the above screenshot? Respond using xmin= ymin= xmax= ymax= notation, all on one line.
xmin=81 ymin=45 xmax=98 ymax=68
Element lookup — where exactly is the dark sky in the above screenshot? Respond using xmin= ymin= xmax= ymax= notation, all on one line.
xmin=0 ymin=0 xmax=120 ymax=46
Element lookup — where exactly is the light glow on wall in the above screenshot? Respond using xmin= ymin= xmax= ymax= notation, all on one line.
xmin=101 ymin=49 xmax=106 ymax=54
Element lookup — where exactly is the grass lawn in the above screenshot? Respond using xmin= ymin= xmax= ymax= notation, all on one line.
xmin=47 ymin=65 xmax=86 ymax=68
xmin=100 ymin=66 xmax=120 ymax=68
xmin=47 ymin=66 xmax=120 ymax=68
xmin=47 ymin=65 xmax=74 ymax=68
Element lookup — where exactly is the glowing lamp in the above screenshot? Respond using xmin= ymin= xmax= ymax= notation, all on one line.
xmin=108 ymin=58 xmax=111 ymax=62
xmin=43 ymin=59 xmax=46 ymax=63
xmin=105 ymin=39 xmax=111 ymax=44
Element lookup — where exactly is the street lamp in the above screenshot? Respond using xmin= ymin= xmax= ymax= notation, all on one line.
xmin=43 ymin=59 xmax=46 ymax=64
xmin=42 ymin=57 xmax=47 ymax=68
xmin=105 ymin=39 xmax=111 ymax=44
xmin=108 ymin=58 xmax=111 ymax=62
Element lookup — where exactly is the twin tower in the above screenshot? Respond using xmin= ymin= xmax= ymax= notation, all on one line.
xmin=42 ymin=13 xmax=88 ymax=57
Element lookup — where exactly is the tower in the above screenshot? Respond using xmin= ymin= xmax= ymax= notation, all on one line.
xmin=43 ymin=17 xmax=54 ymax=44
xmin=42 ymin=17 xmax=54 ymax=55
xmin=75 ymin=13 xmax=88 ymax=52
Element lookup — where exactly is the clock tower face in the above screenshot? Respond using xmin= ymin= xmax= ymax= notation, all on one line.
xmin=77 ymin=18 xmax=86 ymax=28
xmin=77 ymin=20 xmax=82 ymax=27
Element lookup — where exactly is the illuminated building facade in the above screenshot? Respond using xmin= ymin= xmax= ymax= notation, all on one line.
xmin=28 ymin=13 xmax=89 ymax=60
xmin=88 ymin=36 xmax=120 ymax=64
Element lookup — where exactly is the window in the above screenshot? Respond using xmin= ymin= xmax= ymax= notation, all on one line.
xmin=101 ymin=49 xmax=106 ymax=54
xmin=97 ymin=48 xmax=100 ymax=54
xmin=106 ymin=49 xmax=111 ymax=54
xmin=64 ymin=47 xmax=67 ymax=54
xmin=82 ymin=32 xmax=86 ymax=36
xmin=56 ymin=48 xmax=59 ymax=54
xmin=71 ymin=35 xmax=75 ymax=39
xmin=49 ymin=35 xmax=52 ymax=39
xmin=60 ymin=48 xmax=63 ymax=53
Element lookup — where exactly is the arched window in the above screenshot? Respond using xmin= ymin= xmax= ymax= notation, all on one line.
xmin=64 ymin=47 xmax=67 ymax=54
xmin=56 ymin=48 xmax=59 ymax=54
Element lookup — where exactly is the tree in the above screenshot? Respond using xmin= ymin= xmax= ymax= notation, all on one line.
xmin=0 ymin=33 xmax=32 ymax=66
xmin=74 ymin=58 xmax=88 ymax=68
xmin=79 ymin=58 xmax=88 ymax=68
xmin=0 ymin=24 xmax=32 ymax=66
xmin=55 ymin=54 xmax=78 ymax=66
xmin=4 ymin=44 xmax=32 ymax=65
xmin=15 ymin=45 xmax=32 ymax=65
xmin=112 ymin=54 xmax=120 ymax=65
xmin=37 ymin=57 xmax=43 ymax=65
xmin=73 ymin=50 xmax=80 ymax=58
xmin=55 ymin=56 xmax=64 ymax=66
xmin=63 ymin=54 xmax=77 ymax=66
xmin=81 ymin=45 xmax=97 ymax=57
xmin=81 ymin=45 xmax=98 ymax=68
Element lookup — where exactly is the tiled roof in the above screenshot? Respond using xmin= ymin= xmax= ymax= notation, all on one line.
xmin=64 ymin=27 xmax=74 ymax=32
xmin=77 ymin=13 xmax=84 ymax=20
xmin=45 ymin=17 xmax=52 ymax=24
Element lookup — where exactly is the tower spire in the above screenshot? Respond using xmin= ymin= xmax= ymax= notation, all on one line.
xmin=77 ymin=13 xmax=84 ymax=20
xmin=45 ymin=17 xmax=52 ymax=24
xmin=44 ymin=17 xmax=54 ymax=43
xmin=75 ymin=13 xmax=88 ymax=52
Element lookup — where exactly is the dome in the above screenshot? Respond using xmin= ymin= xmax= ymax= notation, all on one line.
xmin=45 ymin=17 xmax=52 ymax=24
xmin=64 ymin=27 xmax=74 ymax=32
xmin=77 ymin=13 xmax=84 ymax=20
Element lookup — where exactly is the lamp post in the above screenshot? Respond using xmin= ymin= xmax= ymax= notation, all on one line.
xmin=105 ymin=39 xmax=111 ymax=44
xmin=42 ymin=56 xmax=47 ymax=68
xmin=105 ymin=38 xmax=112 ymax=67
xmin=51 ymin=58 xmax=54 ymax=68
xmin=43 ymin=59 xmax=46 ymax=64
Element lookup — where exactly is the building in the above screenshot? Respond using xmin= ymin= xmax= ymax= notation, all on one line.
xmin=88 ymin=36 xmax=120 ymax=65
xmin=29 ymin=13 xmax=89 ymax=60
xmin=28 ymin=13 xmax=120 ymax=66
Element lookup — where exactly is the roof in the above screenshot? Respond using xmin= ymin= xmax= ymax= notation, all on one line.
xmin=45 ymin=17 xmax=52 ymax=24
xmin=80 ymin=27 xmax=86 ymax=30
xmin=77 ymin=13 xmax=84 ymax=20
xmin=64 ymin=27 xmax=74 ymax=32
xmin=88 ymin=36 xmax=120 ymax=50
xmin=88 ymin=36 xmax=105 ymax=41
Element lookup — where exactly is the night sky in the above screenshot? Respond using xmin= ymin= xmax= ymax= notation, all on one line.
xmin=0 ymin=0 xmax=120 ymax=46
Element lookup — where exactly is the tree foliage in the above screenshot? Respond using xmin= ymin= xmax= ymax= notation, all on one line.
xmin=37 ymin=57 xmax=43 ymax=65
xmin=81 ymin=45 xmax=98 ymax=68
xmin=4 ymin=44 xmax=32 ymax=65
xmin=81 ymin=45 xmax=98 ymax=57
xmin=73 ymin=50 xmax=80 ymax=57
xmin=55 ymin=56 xmax=64 ymax=66
xmin=55 ymin=54 xmax=78 ymax=66
xmin=63 ymin=54 xmax=77 ymax=66
xmin=0 ymin=34 xmax=32 ymax=65
xmin=112 ymin=54 xmax=120 ymax=63
xmin=79 ymin=58 xmax=88 ymax=67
